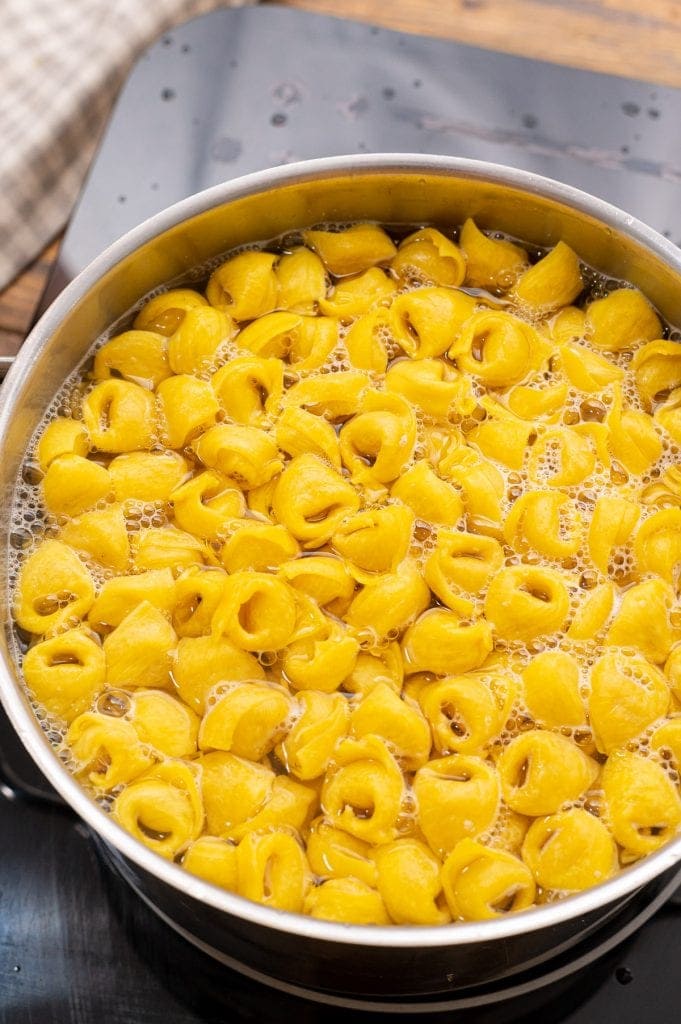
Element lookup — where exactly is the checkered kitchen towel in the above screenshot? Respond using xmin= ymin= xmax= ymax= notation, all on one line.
xmin=0 ymin=0 xmax=244 ymax=290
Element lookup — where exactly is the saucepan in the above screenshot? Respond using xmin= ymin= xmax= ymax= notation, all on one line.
xmin=1 ymin=155 xmax=680 ymax=1010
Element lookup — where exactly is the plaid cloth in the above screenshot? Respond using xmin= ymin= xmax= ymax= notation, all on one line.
xmin=0 ymin=0 xmax=244 ymax=290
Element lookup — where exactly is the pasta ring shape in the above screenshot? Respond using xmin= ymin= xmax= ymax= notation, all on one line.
xmin=374 ymin=838 xmax=450 ymax=925
xmin=42 ymin=453 xmax=111 ymax=518
xmin=211 ymin=355 xmax=284 ymax=426
xmin=116 ymin=778 xmax=202 ymax=858
xmin=272 ymin=453 xmax=360 ymax=548
xmin=424 ymin=531 xmax=503 ymax=611
xmin=441 ymin=839 xmax=536 ymax=920
xmin=345 ymin=560 xmax=430 ymax=641
xmin=172 ymin=635 xmax=264 ymax=713
xmin=93 ymin=329 xmax=171 ymax=389
xmin=459 ymin=218 xmax=529 ymax=292
xmin=304 ymin=878 xmax=390 ymax=925
xmin=339 ymin=392 xmax=417 ymax=485
xmin=211 ymin=572 xmax=297 ymax=652
xmin=634 ymin=508 xmax=681 ymax=584
xmin=390 ymin=462 xmax=464 ymax=528
xmin=131 ymin=690 xmax=199 ymax=759
xmin=133 ymin=288 xmax=208 ymax=335
xmin=303 ymin=224 xmax=397 ymax=277
xmin=449 ymin=310 xmax=541 ymax=386
xmin=510 ymin=241 xmax=583 ymax=314
xmin=402 ymin=608 xmax=494 ymax=677
xmin=497 ymin=731 xmax=599 ymax=816
xmin=199 ymin=682 xmax=292 ymax=761
xmin=171 ymin=471 xmax=245 ymax=541
xmin=331 ymin=505 xmax=414 ymax=577
xmin=194 ymin=424 xmax=282 ymax=490
xmin=237 ymin=830 xmax=312 ymax=914
xmin=279 ymin=690 xmax=351 ymax=781
xmin=81 ymin=379 xmax=157 ymax=452
xmin=206 ymin=251 xmax=278 ymax=320
xmin=199 ymin=751 xmax=274 ymax=836
xmin=606 ymin=578 xmax=678 ymax=664
xmin=14 ymin=539 xmax=95 ymax=635
xmin=585 ymin=287 xmax=661 ymax=353
xmin=484 ymin=566 xmax=569 ymax=642
xmin=602 ymin=751 xmax=681 ymax=857
xmin=521 ymin=651 xmax=586 ymax=729
xmin=275 ymin=246 xmax=327 ymax=313
xmin=413 ymin=754 xmax=500 ymax=856
xmin=385 ymin=357 xmax=472 ymax=420
xmin=504 ymin=491 xmax=581 ymax=559
xmin=521 ymin=809 xmax=617 ymax=892
xmin=389 ymin=287 xmax=476 ymax=359
xmin=22 ymin=629 xmax=105 ymax=724
xmin=274 ymin=405 xmax=341 ymax=468
xmin=36 ymin=417 xmax=89 ymax=471
xmin=392 ymin=227 xmax=466 ymax=288
xmin=156 ymin=373 xmax=219 ymax=450
xmin=282 ymin=621 xmax=359 ymax=693
xmin=227 ymin=775 xmax=318 ymax=844
xmin=589 ymin=649 xmax=670 ymax=755
xmin=350 ymin=681 xmax=431 ymax=771
xmin=182 ymin=837 xmax=238 ymax=891
xmin=418 ymin=674 xmax=503 ymax=755
xmin=306 ymin=819 xmax=378 ymax=887
xmin=321 ymin=735 xmax=405 ymax=846
xmin=68 ymin=712 xmax=154 ymax=789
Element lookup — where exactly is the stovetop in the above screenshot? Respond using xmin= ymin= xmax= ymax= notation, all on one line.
xmin=3 ymin=6 xmax=681 ymax=1021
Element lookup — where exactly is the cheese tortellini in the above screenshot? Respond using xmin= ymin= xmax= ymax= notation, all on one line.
xmin=12 ymin=218 xmax=681 ymax=928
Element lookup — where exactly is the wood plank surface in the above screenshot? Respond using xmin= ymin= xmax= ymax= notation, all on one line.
xmin=3 ymin=0 xmax=681 ymax=344
xmin=279 ymin=0 xmax=681 ymax=88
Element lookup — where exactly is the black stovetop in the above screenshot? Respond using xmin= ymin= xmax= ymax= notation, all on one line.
xmin=3 ymin=6 xmax=681 ymax=1021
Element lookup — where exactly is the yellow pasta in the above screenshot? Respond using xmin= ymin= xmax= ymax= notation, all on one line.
xmin=497 ymin=731 xmax=598 ymax=816
xmin=157 ymin=374 xmax=219 ymax=449
xmin=304 ymin=878 xmax=390 ymax=925
xmin=36 ymin=417 xmax=89 ymax=471
xmin=182 ymin=837 xmax=238 ymax=890
xmin=199 ymin=682 xmax=291 ymax=760
xmin=442 ymin=839 xmax=535 ymax=920
xmin=414 ymin=755 xmax=500 ymax=856
xmin=602 ymin=751 xmax=681 ymax=857
xmin=93 ymin=329 xmax=171 ymax=388
xmin=391 ymin=226 xmax=466 ymax=288
xmin=206 ymin=250 xmax=278 ymax=320
xmin=60 ymin=503 xmax=130 ymax=573
xmin=237 ymin=830 xmax=311 ymax=914
xmin=133 ymin=288 xmax=207 ymax=335
xmin=172 ymin=635 xmax=264 ymax=713
xmin=82 ymin=379 xmax=157 ymax=452
xmin=460 ymin=218 xmax=529 ymax=291
xmin=522 ymin=809 xmax=617 ymax=892
xmin=42 ymin=454 xmax=111 ymax=518
xmin=303 ymin=223 xmax=396 ymax=276
xmin=23 ymin=629 xmax=105 ymax=723
xmin=14 ymin=540 xmax=95 ymax=635
xmin=14 ymin=216 xmax=681 ymax=928
xmin=374 ymin=838 xmax=449 ymax=925
xmin=103 ymin=600 xmax=177 ymax=689
xmin=321 ymin=735 xmax=405 ymax=845
xmin=279 ymin=690 xmax=350 ymax=780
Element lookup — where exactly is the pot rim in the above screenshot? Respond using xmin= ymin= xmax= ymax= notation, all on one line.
xmin=2 ymin=152 xmax=681 ymax=949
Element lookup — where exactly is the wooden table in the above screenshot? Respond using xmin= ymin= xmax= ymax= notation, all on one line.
xmin=3 ymin=0 xmax=681 ymax=355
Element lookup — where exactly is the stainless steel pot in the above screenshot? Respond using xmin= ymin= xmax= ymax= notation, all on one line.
xmin=1 ymin=155 xmax=681 ymax=1009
